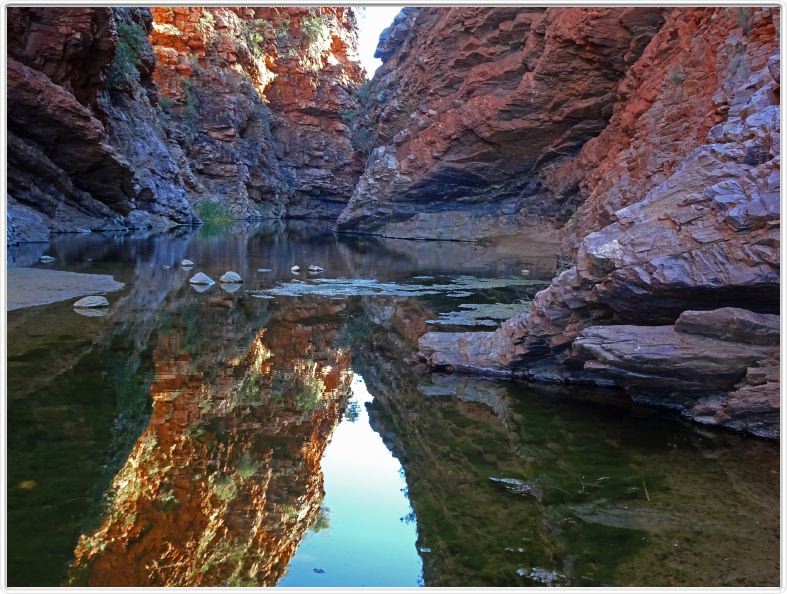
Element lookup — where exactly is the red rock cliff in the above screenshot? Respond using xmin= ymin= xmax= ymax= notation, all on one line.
xmin=337 ymin=7 xmax=666 ymax=240
xmin=417 ymin=7 xmax=780 ymax=438
xmin=149 ymin=7 xmax=365 ymax=219
xmin=6 ymin=7 xmax=365 ymax=242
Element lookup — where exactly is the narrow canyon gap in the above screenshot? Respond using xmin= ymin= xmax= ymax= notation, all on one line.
xmin=5 ymin=5 xmax=781 ymax=589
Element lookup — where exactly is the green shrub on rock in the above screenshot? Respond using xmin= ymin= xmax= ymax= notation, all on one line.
xmin=108 ymin=21 xmax=148 ymax=89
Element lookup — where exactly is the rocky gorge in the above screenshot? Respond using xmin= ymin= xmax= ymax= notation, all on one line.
xmin=6 ymin=6 xmax=781 ymax=440
xmin=7 ymin=6 xmax=364 ymax=242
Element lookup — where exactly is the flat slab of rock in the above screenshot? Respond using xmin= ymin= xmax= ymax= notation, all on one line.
xmin=573 ymin=324 xmax=771 ymax=390
xmin=675 ymin=307 xmax=779 ymax=346
xmin=7 ymin=267 xmax=124 ymax=311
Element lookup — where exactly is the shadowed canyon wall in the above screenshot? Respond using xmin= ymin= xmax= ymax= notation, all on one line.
xmin=7 ymin=7 xmax=364 ymax=243
xmin=337 ymin=7 xmax=667 ymax=241
xmin=411 ymin=7 xmax=780 ymax=438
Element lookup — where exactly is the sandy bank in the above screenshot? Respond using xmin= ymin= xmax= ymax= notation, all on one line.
xmin=7 ymin=267 xmax=125 ymax=311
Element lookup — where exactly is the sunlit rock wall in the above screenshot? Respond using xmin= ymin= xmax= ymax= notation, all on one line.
xmin=6 ymin=7 xmax=365 ymax=243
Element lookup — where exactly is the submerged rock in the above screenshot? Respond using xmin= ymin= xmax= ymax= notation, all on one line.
xmin=489 ymin=477 xmax=543 ymax=500
xmin=189 ymin=272 xmax=215 ymax=286
xmin=39 ymin=255 xmax=55 ymax=263
xmin=181 ymin=259 xmax=195 ymax=267
xmin=257 ymin=268 xmax=273 ymax=273
xmin=73 ymin=295 xmax=109 ymax=308
xmin=219 ymin=271 xmax=242 ymax=283
xmin=256 ymin=276 xmax=545 ymax=299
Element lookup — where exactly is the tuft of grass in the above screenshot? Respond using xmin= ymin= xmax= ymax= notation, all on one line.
xmin=158 ymin=95 xmax=175 ymax=111
xmin=351 ymin=127 xmax=377 ymax=155
xmin=667 ymin=72 xmax=685 ymax=85
xmin=196 ymin=201 xmax=235 ymax=224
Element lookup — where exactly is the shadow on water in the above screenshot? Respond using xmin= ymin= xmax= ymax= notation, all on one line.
xmin=6 ymin=222 xmax=779 ymax=587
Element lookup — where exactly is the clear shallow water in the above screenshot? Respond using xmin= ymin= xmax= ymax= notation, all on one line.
xmin=6 ymin=222 xmax=779 ymax=587
xmin=279 ymin=374 xmax=423 ymax=587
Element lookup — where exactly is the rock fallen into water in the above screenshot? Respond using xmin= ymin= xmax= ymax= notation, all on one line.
xmin=189 ymin=272 xmax=215 ymax=285
xmin=308 ymin=264 xmax=325 ymax=273
xmin=674 ymin=307 xmax=779 ymax=346
xmin=73 ymin=295 xmax=109 ymax=308
xmin=219 ymin=271 xmax=242 ymax=283
xmin=181 ymin=259 xmax=195 ymax=267
xmin=291 ymin=265 xmax=300 ymax=273
xmin=39 ymin=255 xmax=55 ymax=263
xmin=526 ymin=567 xmax=565 ymax=586
xmin=257 ymin=268 xmax=273 ymax=273
xmin=489 ymin=477 xmax=543 ymax=499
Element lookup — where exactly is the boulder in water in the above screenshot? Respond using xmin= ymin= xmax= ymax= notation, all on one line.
xmin=189 ymin=272 xmax=215 ymax=285
xmin=73 ymin=295 xmax=109 ymax=308
xmin=219 ymin=271 xmax=242 ymax=283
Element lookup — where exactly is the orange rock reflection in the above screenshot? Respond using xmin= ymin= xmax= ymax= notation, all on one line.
xmin=70 ymin=303 xmax=352 ymax=586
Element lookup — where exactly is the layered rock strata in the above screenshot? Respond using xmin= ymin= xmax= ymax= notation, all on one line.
xmin=337 ymin=7 xmax=667 ymax=240
xmin=149 ymin=7 xmax=364 ymax=219
xmin=417 ymin=7 xmax=780 ymax=438
xmin=7 ymin=8 xmax=197 ymax=242
xmin=7 ymin=7 xmax=365 ymax=242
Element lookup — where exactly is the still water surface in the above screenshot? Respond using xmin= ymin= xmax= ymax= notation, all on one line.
xmin=7 ymin=222 xmax=779 ymax=587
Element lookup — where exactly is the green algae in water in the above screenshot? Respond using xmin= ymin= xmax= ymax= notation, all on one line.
xmin=427 ymin=301 xmax=532 ymax=328
xmin=253 ymin=275 xmax=547 ymax=299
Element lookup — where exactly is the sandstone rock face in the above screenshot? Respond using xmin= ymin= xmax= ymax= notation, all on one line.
xmin=337 ymin=7 xmax=666 ymax=240
xmin=7 ymin=7 xmax=365 ymax=241
xmin=7 ymin=7 xmax=197 ymax=239
xmin=149 ymin=7 xmax=364 ymax=219
xmin=417 ymin=8 xmax=780 ymax=438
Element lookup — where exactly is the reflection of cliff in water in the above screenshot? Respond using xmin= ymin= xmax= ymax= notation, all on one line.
xmin=9 ymin=223 xmax=778 ymax=587
xmin=69 ymin=296 xmax=352 ymax=586
xmin=351 ymin=296 xmax=779 ymax=587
